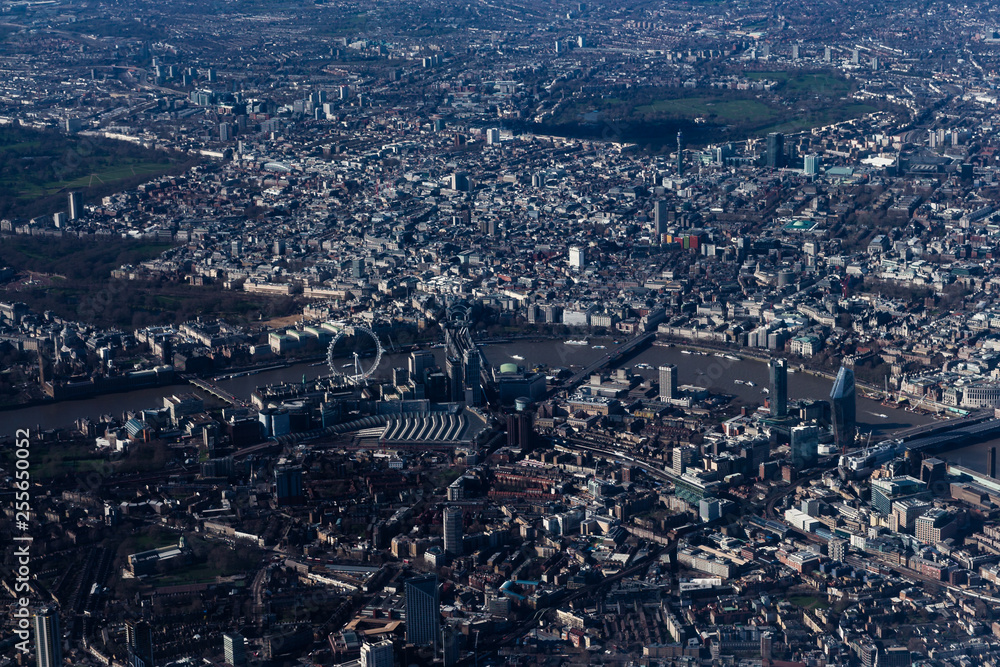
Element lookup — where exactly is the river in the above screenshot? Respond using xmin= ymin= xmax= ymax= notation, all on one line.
xmin=0 ymin=338 xmax=935 ymax=439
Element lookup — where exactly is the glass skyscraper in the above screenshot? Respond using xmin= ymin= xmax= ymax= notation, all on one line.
xmin=405 ymin=574 xmax=440 ymax=649
xmin=766 ymin=132 xmax=784 ymax=169
xmin=830 ymin=365 xmax=857 ymax=449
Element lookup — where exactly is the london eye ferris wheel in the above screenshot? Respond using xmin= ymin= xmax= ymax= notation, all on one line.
xmin=325 ymin=323 xmax=383 ymax=385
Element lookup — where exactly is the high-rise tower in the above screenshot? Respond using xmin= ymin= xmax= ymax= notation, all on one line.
xmin=768 ymin=358 xmax=788 ymax=418
xmin=766 ymin=132 xmax=784 ymax=169
xmin=830 ymin=366 xmax=857 ymax=450
xmin=659 ymin=364 xmax=678 ymax=402
xmin=125 ymin=619 xmax=154 ymax=667
xmin=34 ymin=607 xmax=62 ymax=667
xmin=654 ymin=199 xmax=668 ymax=242
xmin=443 ymin=506 xmax=463 ymax=556
xmin=676 ymin=131 xmax=684 ymax=176
xmin=68 ymin=192 xmax=82 ymax=221
xmin=223 ymin=633 xmax=246 ymax=667
xmin=405 ymin=574 xmax=440 ymax=649
xmin=462 ymin=348 xmax=482 ymax=407
xmin=360 ymin=640 xmax=394 ymax=667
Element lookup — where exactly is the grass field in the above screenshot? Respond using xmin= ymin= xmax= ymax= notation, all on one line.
xmin=20 ymin=442 xmax=108 ymax=481
xmin=747 ymin=71 xmax=853 ymax=97
xmin=789 ymin=594 xmax=830 ymax=610
xmin=760 ymin=103 xmax=876 ymax=134
xmin=155 ymin=535 xmax=260 ymax=586
xmin=0 ymin=125 xmax=196 ymax=219
xmin=313 ymin=12 xmax=368 ymax=35
xmin=14 ymin=279 xmax=301 ymax=329
xmin=130 ymin=533 xmax=179 ymax=552
xmin=0 ymin=235 xmax=300 ymax=328
xmin=0 ymin=237 xmax=172 ymax=282
xmin=554 ymin=72 xmax=876 ymax=149
xmin=3 ymin=159 xmax=177 ymax=200
xmin=546 ymin=65 xmax=880 ymax=150
xmin=59 ymin=162 xmax=176 ymax=190
xmin=635 ymin=97 xmax=778 ymax=124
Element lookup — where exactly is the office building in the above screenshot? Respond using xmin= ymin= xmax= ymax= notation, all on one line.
xmin=223 ymin=633 xmax=246 ymax=667
xmin=68 ymin=192 xmax=82 ymax=221
xmin=409 ymin=351 xmax=435 ymax=384
xmin=462 ymin=348 xmax=482 ymax=407
xmin=790 ymin=424 xmax=819 ymax=468
xmin=672 ymin=445 xmax=697 ymax=476
xmin=804 ymin=154 xmax=820 ymax=175
xmin=659 ymin=364 xmax=678 ymax=401
xmin=442 ymin=625 xmax=461 ymax=667
xmin=506 ymin=411 xmax=533 ymax=449
xmin=871 ymin=476 xmax=927 ymax=516
xmin=125 ymin=619 xmax=154 ymax=667
xmin=569 ymin=245 xmax=585 ymax=269
xmin=404 ymin=574 xmax=440 ymax=648
xmin=766 ymin=132 xmax=784 ymax=169
xmin=830 ymin=365 xmax=857 ymax=449
xmin=274 ymin=464 xmax=304 ymax=505
xmin=761 ymin=633 xmax=773 ymax=662
xmin=698 ymin=497 xmax=733 ymax=522
xmin=914 ymin=508 xmax=957 ymax=545
xmin=360 ymin=640 xmax=394 ymax=667
xmin=892 ymin=498 xmax=932 ymax=533
xmin=768 ymin=358 xmax=788 ymax=418
xmin=219 ymin=122 xmax=232 ymax=141
xmin=443 ymin=506 xmax=463 ymax=555
xmin=878 ymin=646 xmax=912 ymax=667
xmin=445 ymin=356 xmax=463 ymax=402
xmin=34 ymin=607 xmax=62 ymax=667
xmin=450 ymin=172 xmax=469 ymax=192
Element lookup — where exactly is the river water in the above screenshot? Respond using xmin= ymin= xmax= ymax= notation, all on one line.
xmin=0 ymin=339 xmax=936 ymax=442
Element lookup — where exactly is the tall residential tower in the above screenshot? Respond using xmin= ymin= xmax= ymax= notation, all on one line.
xmin=830 ymin=365 xmax=857 ymax=449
